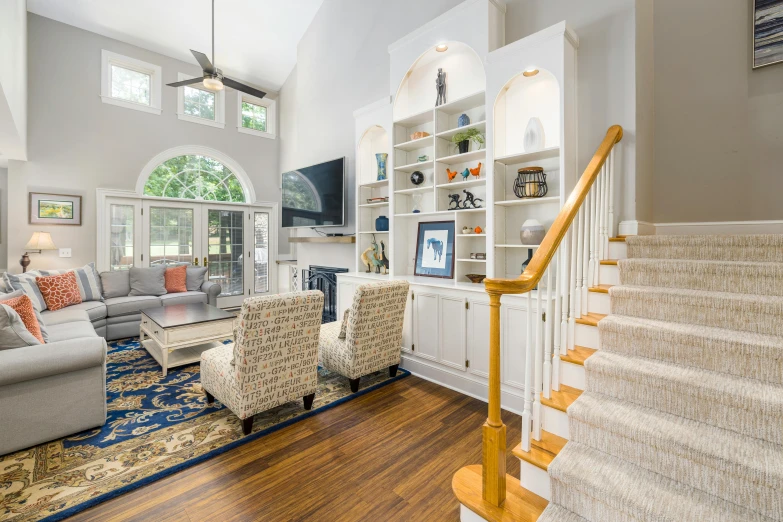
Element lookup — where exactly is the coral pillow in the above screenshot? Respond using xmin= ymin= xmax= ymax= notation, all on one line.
xmin=0 ymin=293 xmax=44 ymax=343
xmin=36 ymin=272 xmax=82 ymax=312
xmin=165 ymin=265 xmax=188 ymax=293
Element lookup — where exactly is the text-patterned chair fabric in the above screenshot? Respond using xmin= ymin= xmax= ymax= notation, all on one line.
xmin=201 ymin=290 xmax=324 ymax=420
xmin=319 ymin=280 xmax=409 ymax=379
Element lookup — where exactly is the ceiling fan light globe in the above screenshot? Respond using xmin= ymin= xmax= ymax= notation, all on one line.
xmin=203 ymin=77 xmax=224 ymax=91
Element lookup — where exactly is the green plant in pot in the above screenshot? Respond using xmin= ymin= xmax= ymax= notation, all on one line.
xmin=451 ymin=128 xmax=485 ymax=154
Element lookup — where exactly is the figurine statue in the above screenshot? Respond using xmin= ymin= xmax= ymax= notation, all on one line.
xmin=448 ymin=193 xmax=463 ymax=210
xmin=470 ymin=162 xmax=482 ymax=180
xmin=369 ymin=240 xmax=384 ymax=274
xmin=446 ymin=168 xmax=458 ymax=183
xmin=435 ymin=68 xmax=446 ymax=106
xmin=460 ymin=168 xmax=470 ymax=181
xmin=361 ymin=245 xmax=375 ymax=273
xmin=381 ymin=241 xmax=390 ymax=274
xmin=462 ymin=189 xmax=483 ymax=209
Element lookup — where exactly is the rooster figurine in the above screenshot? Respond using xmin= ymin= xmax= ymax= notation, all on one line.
xmin=470 ymin=162 xmax=482 ymax=180
xmin=446 ymin=168 xmax=458 ymax=183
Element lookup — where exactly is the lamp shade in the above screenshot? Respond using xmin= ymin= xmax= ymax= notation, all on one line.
xmin=25 ymin=232 xmax=57 ymax=251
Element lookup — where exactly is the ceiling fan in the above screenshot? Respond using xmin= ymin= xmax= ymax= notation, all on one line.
xmin=166 ymin=0 xmax=266 ymax=99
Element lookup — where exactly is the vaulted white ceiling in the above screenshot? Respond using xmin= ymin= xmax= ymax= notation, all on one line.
xmin=27 ymin=0 xmax=323 ymax=91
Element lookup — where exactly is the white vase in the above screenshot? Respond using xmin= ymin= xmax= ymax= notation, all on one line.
xmin=523 ymin=117 xmax=545 ymax=152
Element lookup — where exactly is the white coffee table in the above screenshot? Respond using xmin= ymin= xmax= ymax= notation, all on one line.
xmin=140 ymin=303 xmax=236 ymax=376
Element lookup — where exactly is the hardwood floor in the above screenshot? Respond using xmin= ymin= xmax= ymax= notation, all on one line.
xmin=66 ymin=376 xmax=522 ymax=522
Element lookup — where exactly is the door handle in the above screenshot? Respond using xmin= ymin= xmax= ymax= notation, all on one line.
xmin=203 ymin=256 xmax=209 ymax=267
xmin=194 ymin=258 xmax=199 ymax=266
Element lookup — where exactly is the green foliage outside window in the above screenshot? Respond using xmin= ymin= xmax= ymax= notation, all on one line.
xmin=242 ymin=101 xmax=267 ymax=132
xmin=143 ymin=155 xmax=246 ymax=202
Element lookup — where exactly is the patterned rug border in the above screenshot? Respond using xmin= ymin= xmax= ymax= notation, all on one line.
xmin=41 ymin=367 xmax=410 ymax=522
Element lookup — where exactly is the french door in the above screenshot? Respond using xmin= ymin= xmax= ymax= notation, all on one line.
xmin=140 ymin=200 xmax=275 ymax=308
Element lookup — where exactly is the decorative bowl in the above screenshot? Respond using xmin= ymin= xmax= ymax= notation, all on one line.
xmin=411 ymin=131 xmax=431 ymax=140
xmin=465 ymin=274 xmax=486 ymax=284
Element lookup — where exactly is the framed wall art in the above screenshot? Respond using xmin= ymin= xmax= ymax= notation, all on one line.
xmin=414 ymin=220 xmax=455 ymax=279
xmin=753 ymin=0 xmax=783 ymax=68
xmin=29 ymin=192 xmax=82 ymax=226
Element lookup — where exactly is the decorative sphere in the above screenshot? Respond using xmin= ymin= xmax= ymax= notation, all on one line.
xmin=410 ymin=170 xmax=425 ymax=185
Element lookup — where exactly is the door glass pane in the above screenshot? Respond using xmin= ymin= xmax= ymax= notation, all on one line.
xmin=149 ymin=207 xmax=194 ymax=266
xmin=110 ymin=204 xmax=134 ymax=271
xmin=208 ymin=210 xmax=244 ymax=296
xmin=254 ymin=212 xmax=269 ymax=293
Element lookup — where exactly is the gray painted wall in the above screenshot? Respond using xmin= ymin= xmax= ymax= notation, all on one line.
xmin=0 ymin=168 xmax=7 ymax=270
xmin=0 ymin=0 xmax=27 ymax=160
xmin=654 ymin=0 xmax=783 ymax=223
xmin=280 ymin=0 xmax=638 ymax=271
xmin=7 ymin=14 xmax=279 ymax=273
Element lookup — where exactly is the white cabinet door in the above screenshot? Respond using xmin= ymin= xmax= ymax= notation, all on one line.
xmin=439 ymin=295 xmax=466 ymax=370
xmin=336 ymin=281 xmax=356 ymax=320
xmin=413 ymin=292 xmax=439 ymax=361
xmin=467 ymin=300 xmax=491 ymax=379
xmin=401 ymin=289 xmax=414 ymax=353
xmin=502 ymin=304 xmax=529 ymax=389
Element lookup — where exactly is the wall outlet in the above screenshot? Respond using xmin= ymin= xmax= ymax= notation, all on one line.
xmin=59 ymin=248 xmax=72 ymax=258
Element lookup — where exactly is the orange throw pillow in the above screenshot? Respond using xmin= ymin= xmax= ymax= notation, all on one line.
xmin=36 ymin=272 xmax=83 ymax=312
xmin=0 ymin=294 xmax=44 ymax=343
xmin=165 ymin=265 xmax=188 ymax=293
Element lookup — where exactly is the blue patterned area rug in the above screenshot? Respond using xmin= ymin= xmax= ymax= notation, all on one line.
xmin=0 ymin=338 xmax=409 ymax=522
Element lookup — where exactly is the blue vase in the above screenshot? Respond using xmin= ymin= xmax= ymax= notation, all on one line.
xmin=375 ymin=215 xmax=389 ymax=232
xmin=458 ymin=113 xmax=470 ymax=127
xmin=375 ymin=153 xmax=388 ymax=181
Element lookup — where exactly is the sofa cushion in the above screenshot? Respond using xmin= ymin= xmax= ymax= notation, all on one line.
xmin=0 ymin=294 xmax=44 ymax=344
xmin=46 ymin=321 xmax=98 ymax=343
xmin=129 ymin=266 xmax=167 ymax=297
xmin=4 ymin=271 xmax=48 ymax=311
xmin=36 ymin=263 xmax=104 ymax=302
xmin=164 ymin=265 xmax=188 ymax=293
xmin=159 ymin=291 xmax=208 ymax=307
xmin=186 ymin=266 xmax=208 ymax=292
xmin=104 ymin=295 xmax=162 ymax=317
xmin=100 ymin=270 xmax=131 ymax=299
xmin=36 ymin=272 xmax=83 ymax=312
xmin=2 ymin=289 xmax=49 ymax=342
xmin=41 ymin=301 xmax=106 ymax=324
xmin=0 ymin=304 xmax=42 ymax=349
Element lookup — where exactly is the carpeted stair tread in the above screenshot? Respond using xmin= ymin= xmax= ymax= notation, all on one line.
xmin=548 ymin=442 xmax=773 ymax=521
xmin=599 ymin=314 xmax=783 ymax=385
xmin=569 ymin=391 xmax=783 ymax=519
xmin=618 ymin=258 xmax=783 ymax=295
xmin=626 ymin=234 xmax=783 ymax=262
xmin=609 ymin=285 xmax=783 ymax=336
xmin=585 ymin=351 xmax=783 ymax=445
xmin=537 ymin=504 xmax=589 ymax=522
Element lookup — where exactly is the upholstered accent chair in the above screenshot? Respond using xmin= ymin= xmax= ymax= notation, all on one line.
xmin=319 ymin=280 xmax=410 ymax=393
xmin=200 ymin=290 xmax=324 ymax=435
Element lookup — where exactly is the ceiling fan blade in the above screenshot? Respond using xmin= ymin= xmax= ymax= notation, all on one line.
xmin=190 ymin=49 xmax=215 ymax=73
xmin=166 ymin=77 xmax=204 ymax=88
xmin=222 ymin=77 xmax=267 ymax=100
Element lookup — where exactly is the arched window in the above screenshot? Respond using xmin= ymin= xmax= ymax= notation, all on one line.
xmin=143 ymin=154 xmax=246 ymax=202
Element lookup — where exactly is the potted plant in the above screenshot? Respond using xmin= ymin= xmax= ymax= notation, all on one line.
xmin=451 ymin=128 xmax=485 ymax=154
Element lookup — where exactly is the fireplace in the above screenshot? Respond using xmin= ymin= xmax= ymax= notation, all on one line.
xmin=302 ymin=265 xmax=349 ymax=323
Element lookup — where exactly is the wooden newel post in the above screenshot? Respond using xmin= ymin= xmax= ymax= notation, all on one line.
xmin=482 ymin=291 xmax=506 ymax=506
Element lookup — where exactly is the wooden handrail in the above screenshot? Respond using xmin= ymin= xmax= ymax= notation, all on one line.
xmin=485 ymin=125 xmax=624 ymax=297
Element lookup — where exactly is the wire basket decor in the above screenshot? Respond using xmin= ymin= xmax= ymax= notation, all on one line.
xmin=513 ymin=166 xmax=548 ymax=198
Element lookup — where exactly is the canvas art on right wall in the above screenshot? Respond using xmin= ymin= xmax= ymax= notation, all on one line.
xmin=753 ymin=0 xmax=783 ymax=68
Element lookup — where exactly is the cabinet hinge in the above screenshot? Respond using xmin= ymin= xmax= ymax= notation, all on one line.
xmin=141 ymin=208 xmax=143 ymax=215
xmin=542 ymin=312 xmax=546 ymax=322
xmin=465 ymin=359 xmax=470 ymax=368
xmin=412 ymin=344 xmax=415 ymax=351
xmin=465 ymin=301 xmax=469 ymax=310
xmin=411 ymin=292 xmax=415 ymax=301
xmin=141 ymin=254 xmax=144 ymax=261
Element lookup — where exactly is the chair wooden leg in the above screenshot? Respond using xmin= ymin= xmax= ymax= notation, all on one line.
xmin=303 ymin=393 xmax=315 ymax=410
xmin=241 ymin=416 xmax=254 ymax=435
xmin=389 ymin=364 xmax=399 ymax=378
xmin=349 ymin=377 xmax=360 ymax=393
xmin=205 ymin=390 xmax=214 ymax=404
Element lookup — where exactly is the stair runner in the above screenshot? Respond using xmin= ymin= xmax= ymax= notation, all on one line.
xmin=539 ymin=235 xmax=783 ymax=521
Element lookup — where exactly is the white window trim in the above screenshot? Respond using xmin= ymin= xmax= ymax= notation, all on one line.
xmin=100 ymin=50 xmax=162 ymax=115
xmin=176 ymin=72 xmax=226 ymax=129
xmin=237 ymin=93 xmax=276 ymax=139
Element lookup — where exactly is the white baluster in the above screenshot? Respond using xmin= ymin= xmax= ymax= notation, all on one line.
xmin=576 ymin=206 xmax=585 ymax=320
xmin=543 ymin=256 xmax=554 ymax=399
xmin=599 ymin=165 xmax=607 ymax=261
xmin=608 ymin=148 xmax=616 ymax=246
xmin=553 ymin=246 xmax=563 ymax=391
xmin=521 ymin=291 xmax=533 ymax=452
xmin=533 ymin=268 xmax=544 ymax=442
xmin=582 ymin=190 xmax=591 ymax=311
xmin=590 ymin=182 xmax=599 ymax=288
xmin=560 ymin=235 xmax=570 ymax=357
xmin=568 ymin=222 xmax=578 ymax=352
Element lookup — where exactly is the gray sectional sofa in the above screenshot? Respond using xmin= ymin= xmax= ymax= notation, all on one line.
xmin=0 ymin=266 xmax=221 ymax=456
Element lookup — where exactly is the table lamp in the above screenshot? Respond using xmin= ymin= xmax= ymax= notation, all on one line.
xmin=21 ymin=232 xmax=57 ymax=272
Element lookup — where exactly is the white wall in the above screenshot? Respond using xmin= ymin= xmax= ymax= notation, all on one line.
xmin=0 ymin=168 xmax=7 ymax=270
xmin=7 ymin=14 xmax=279 ymax=273
xmin=280 ymin=0 xmax=639 ymax=275
xmin=0 ymin=0 xmax=28 ymax=161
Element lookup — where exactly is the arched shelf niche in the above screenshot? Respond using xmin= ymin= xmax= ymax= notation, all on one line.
xmin=494 ymin=68 xmax=560 ymax=158
xmin=357 ymin=125 xmax=389 ymax=186
xmin=393 ymin=41 xmax=486 ymax=122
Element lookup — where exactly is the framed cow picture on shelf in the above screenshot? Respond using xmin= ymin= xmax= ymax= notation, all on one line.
xmin=414 ymin=221 xmax=455 ymax=279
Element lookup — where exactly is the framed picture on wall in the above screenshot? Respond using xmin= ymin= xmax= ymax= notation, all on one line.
xmin=414 ymin=220 xmax=455 ymax=279
xmin=753 ymin=0 xmax=783 ymax=68
xmin=29 ymin=192 xmax=82 ymax=226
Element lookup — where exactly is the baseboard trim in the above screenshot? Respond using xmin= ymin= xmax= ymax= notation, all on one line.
xmin=618 ymin=220 xmax=655 ymax=236
xmin=619 ymin=219 xmax=783 ymax=236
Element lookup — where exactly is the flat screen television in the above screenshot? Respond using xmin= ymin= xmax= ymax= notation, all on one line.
xmin=282 ymin=157 xmax=345 ymax=228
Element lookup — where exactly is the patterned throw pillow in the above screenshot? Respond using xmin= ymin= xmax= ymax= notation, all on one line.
xmin=0 ymin=294 xmax=44 ymax=343
xmin=36 ymin=263 xmax=103 ymax=302
xmin=36 ymin=272 xmax=83 ymax=312
xmin=0 ymin=289 xmax=49 ymax=343
xmin=338 ymin=309 xmax=350 ymax=340
xmin=164 ymin=265 xmax=188 ymax=293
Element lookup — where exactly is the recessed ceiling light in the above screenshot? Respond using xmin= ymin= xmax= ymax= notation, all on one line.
xmin=523 ymin=69 xmax=540 ymax=77
xmin=436 ymin=44 xmax=448 ymax=52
